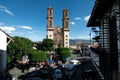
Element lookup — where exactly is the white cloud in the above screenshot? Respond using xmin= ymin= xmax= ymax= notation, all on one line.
xmin=0 ymin=26 xmax=16 ymax=33
xmin=0 ymin=5 xmax=14 ymax=16
xmin=84 ymin=15 xmax=90 ymax=21
xmin=4 ymin=9 xmax=14 ymax=16
xmin=70 ymin=22 xmax=75 ymax=26
xmin=18 ymin=26 xmax=33 ymax=30
xmin=75 ymin=17 xmax=81 ymax=20
xmin=0 ymin=5 xmax=6 ymax=9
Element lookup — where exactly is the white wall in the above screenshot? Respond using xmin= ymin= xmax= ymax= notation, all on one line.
xmin=64 ymin=31 xmax=69 ymax=48
xmin=0 ymin=30 xmax=7 ymax=71
xmin=47 ymin=30 xmax=54 ymax=39
xmin=0 ymin=30 xmax=7 ymax=50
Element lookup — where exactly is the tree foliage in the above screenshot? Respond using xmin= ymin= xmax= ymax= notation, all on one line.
xmin=42 ymin=38 xmax=54 ymax=51
xmin=56 ymin=48 xmax=71 ymax=58
xmin=31 ymin=50 xmax=47 ymax=61
xmin=7 ymin=36 xmax=33 ymax=63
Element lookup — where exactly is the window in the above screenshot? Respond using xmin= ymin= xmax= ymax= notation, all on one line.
xmin=66 ymin=22 xmax=68 ymax=27
xmin=50 ymin=21 xmax=52 ymax=27
xmin=49 ymin=35 xmax=52 ymax=37
xmin=66 ymin=42 xmax=68 ymax=44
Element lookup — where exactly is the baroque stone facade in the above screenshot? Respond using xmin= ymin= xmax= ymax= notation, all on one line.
xmin=46 ymin=7 xmax=70 ymax=48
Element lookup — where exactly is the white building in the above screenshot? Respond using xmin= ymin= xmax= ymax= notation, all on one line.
xmin=0 ymin=29 xmax=13 ymax=77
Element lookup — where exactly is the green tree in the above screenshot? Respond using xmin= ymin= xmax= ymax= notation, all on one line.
xmin=7 ymin=36 xmax=33 ymax=63
xmin=56 ymin=48 xmax=71 ymax=59
xmin=31 ymin=50 xmax=47 ymax=61
xmin=42 ymin=38 xmax=54 ymax=51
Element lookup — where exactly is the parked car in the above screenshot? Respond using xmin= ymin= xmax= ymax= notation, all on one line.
xmin=54 ymin=69 xmax=63 ymax=80
xmin=65 ymin=62 xmax=75 ymax=78
xmin=70 ymin=59 xmax=81 ymax=66
xmin=78 ymin=57 xmax=91 ymax=64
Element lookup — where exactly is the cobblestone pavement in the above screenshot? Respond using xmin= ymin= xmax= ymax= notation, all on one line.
xmin=8 ymin=67 xmax=55 ymax=80
xmin=9 ymin=67 xmax=24 ymax=76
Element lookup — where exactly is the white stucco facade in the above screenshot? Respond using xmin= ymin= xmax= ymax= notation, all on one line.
xmin=0 ymin=30 xmax=7 ymax=51
xmin=64 ymin=31 xmax=69 ymax=48
xmin=0 ymin=29 xmax=13 ymax=77
xmin=47 ymin=30 xmax=54 ymax=39
xmin=0 ymin=30 xmax=7 ymax=71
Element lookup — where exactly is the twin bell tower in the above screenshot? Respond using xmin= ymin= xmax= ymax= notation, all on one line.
xmin=46 ymin=7 xmax=70 ymax=48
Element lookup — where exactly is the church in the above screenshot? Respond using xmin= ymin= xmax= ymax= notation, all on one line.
xmin=46 ymin=7 xmax=70 ymax=48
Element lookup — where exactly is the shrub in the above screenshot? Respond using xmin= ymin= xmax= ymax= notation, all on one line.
xmin=31 ymin=50 xmax=48 ymax=61
xmin=56 ymin=48 xmax=71 ymax=58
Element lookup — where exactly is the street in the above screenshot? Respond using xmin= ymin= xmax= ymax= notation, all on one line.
xmin=7 ymin=53 xmax=101 ymax=80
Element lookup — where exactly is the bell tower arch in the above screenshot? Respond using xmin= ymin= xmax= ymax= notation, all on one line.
xmin=46 ymin=7 xmax=54 ymax=39
xmin=62 ymin=9 xmax=70 ymax=48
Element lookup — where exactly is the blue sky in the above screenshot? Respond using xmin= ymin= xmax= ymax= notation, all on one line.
xmin=0 ymin=0 xmax=95 ymax=42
